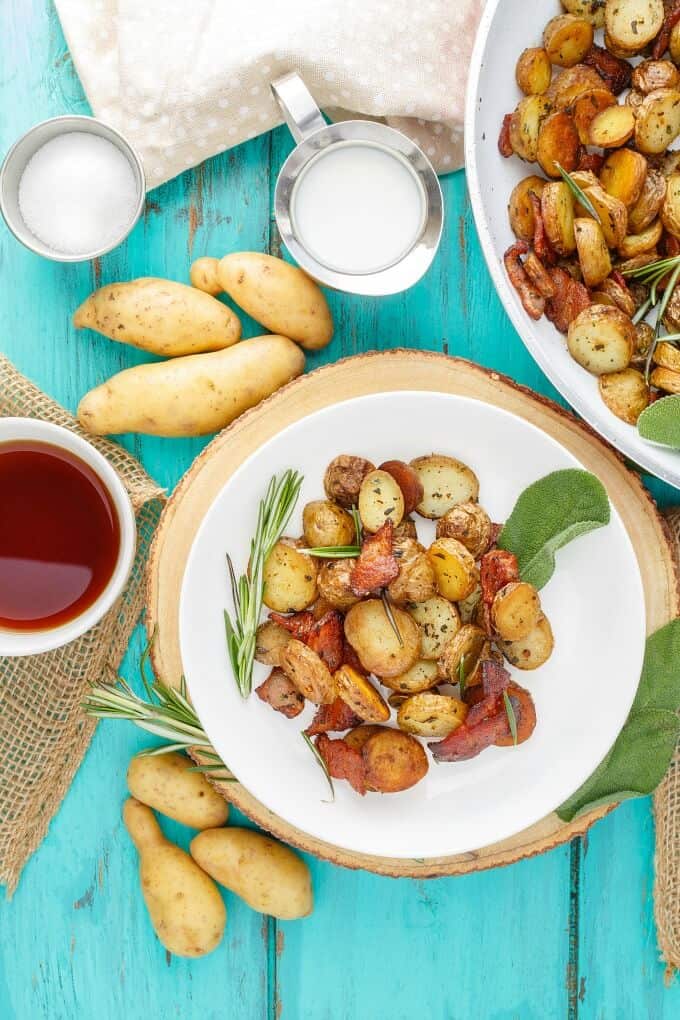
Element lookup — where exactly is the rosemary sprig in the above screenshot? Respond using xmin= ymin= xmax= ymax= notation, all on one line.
xmin=458 ymin=654 xmax=467 ymax=698
xmin=299 ymin=545 xmax=361 ymax=558
xmin=647 ymin=260 xmax=680 ymax=381
xmin=225 ymin=469 xmax=304 ymax=697
xmin=620 ymin=253 xmax=680 ymax=381
xmin=381 ymin=589 xmax=404 ymax=647
xmin=554 ymin=162 xmax=601 ymax=225
xmin=503 ymin=690 xmax=518 ymax=747
xmin=302 ymin=732 xmax=335 ymax=801
xmin=350 ymin=505 xmax=363 ymax=544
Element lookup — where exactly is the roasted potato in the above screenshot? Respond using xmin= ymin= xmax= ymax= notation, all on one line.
xmin=280 ymin=639 xmax=335 ymax=703
xmin=323 ymin=455 xmax=375 ymax=508
xmin=561 ymin=0 xmax=606 ymax=27
xmin=344 ymin=599 xmax=421 ymax=678
xmin=653 ymin=341 xmax=680 ymax=372
xmin=516 ymin=47 xmax=552 ymax=94
xmin=410 ymin=454 xmax=479 ymax=519
xmin=427 ymin=538 xmax=479 ymax=602
xmin=457 ymin=586 xmax=483 ymax=624
xmin=438 ymin=624 xmax=488 ymax=684
xmin=597 ymin=276 xmax=636 ymax=317
xmin=574 ymin=218 xmax=612 ymax=287
xmin=628 ymin=169 xmax=666 ymax=234
xmin=567 ymin=304 xmax=635 ymax=374
xmin=548 ymin=64 xmax=607 ymax=108
xmin=650 ymin=366 xmax=680 ymax=393
xmin=600 ymin=149 xmax=648 ymax=207
xmin=407 ymin=596 xmax=461 ymax=661
xmin=671 ymin=20 xmax=680 ymax=64
xmin=543 ymin=14 xmax=594 ymax=67
xmin=491 ymin=582 xmax=542 ymax=641
xmin=127 ymin=752 xmax=230 ymax=830
xmin=397 ymin=693 xmax=468 ymax=738
xmin=358 ymin=469 xmax=405 ymax=533
xmin=344 ymin=724 xmax=386 ymax=751
xmin=605 ymin=0 xmax=663 ymax=51
xmin=362 ymin=729 xmax=429 ymax=793
xmin=598 ymin=368 xmax=651 ymax=423
xmin=571 ymin=88 xmax=616 ymax=144
xmin=500 ymin=614 xmax=555 ymax=670
xmin=536 ymin=111 xmax=581 ymax=177
xmin=632 ymin=60 xmax=680 ymax=94
xmin=634 ymin=89 xmax=680 ymax=155
xmin=334 ymin=665 xmax=391 ymax=722
xmin=509 ymin=95 xmax=553 ymax=161
xmin=577 ymin=185 xmax=628 ymax=249
xmin=379 ymin=658 xmax=441 ymax=694
xmin=661 ymin=173 xmax=680 ymax=238
xmin=302 ymin=500 xmax=356 ymax=548
xmin=541 ymin=181 xmax=576 ymax=255
xmin=508 ymin=177 xmax=548 ymax=242
xmin=263 ymin=539 xmax=317 ymax=612
xmin=617 ymin=218 xmax=663 ymax=258
xmin=435 ymin=502 xmax=493 ymax=558
xmin=316 ymin=557 xmax=360 ymax=611
xmin=588 ymin=103 xmax=635 ymax=147
xmin=254 ymin=620 xmax=291 ymax=666
xmin=386 ymin=538 xmax=437 ymax=605
xmin=378 ymin=460 xmax=424 ymax=515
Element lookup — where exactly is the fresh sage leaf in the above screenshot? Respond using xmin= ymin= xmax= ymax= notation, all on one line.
xmin=556 ymin=619 xmax=680 ymax=822
xmin=637 ymin=395 xmax=680 ymax=449
xmin=497 ymin=469 xmax=610 ymax=590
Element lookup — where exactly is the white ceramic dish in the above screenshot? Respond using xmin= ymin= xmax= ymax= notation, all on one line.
xmin=0 ymin=418 xmax=136 ymax=656
xmin=179 ymin=392 xmax=645 ymax=859
xmin=465 ymin=0 xmax=680 ymax=490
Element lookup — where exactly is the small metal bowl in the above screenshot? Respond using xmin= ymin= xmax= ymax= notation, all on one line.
xmin=0 ymin=115 xmax=145 ymax=263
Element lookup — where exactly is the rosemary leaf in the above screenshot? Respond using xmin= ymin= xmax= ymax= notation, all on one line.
xmin=381 ymin=589 xmax=404 ymax=647
xmin=299 ymin=545 xmax=361 ymax=558
xmin=302 ymin=732 xmax=335 ymax=801
xmin=350 ymin=505 xmax=363 ymax=544
xmin=458 ymin=654 xmax=467 ymax=698
xmin=647 ymin=260 xmax=680 ymax=381
xmin=554 ymin=163 xmax=601 ymax=225
xmin=503 ymin=690 xmax=518 ymax=746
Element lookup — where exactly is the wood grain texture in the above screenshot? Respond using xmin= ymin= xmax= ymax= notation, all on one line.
xmin=1 ymin=2 xmax=680 ymax=1017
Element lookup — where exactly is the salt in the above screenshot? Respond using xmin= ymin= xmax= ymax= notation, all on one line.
xmin=18 ymin=132 xmax=139 ymax=255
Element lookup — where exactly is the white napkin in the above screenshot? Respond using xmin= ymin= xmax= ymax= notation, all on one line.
xmin=54 ymin=0 xmax=483 ymax=189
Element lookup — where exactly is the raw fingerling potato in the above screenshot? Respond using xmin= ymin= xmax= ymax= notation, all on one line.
xmin=362 ymin=728 xmax=429 ymax=793
xmin=516 ymin=47 xmax=552 ymax=94
xmin=216 ymin=253 xmax=333 ymax=350
xmin=567 ymin=304 xmax=635 ymax=374
xmin=190 ymin=828 xmax=313 ymax=920
xmin=604 ymin=0 xmax=664 ymax=52
xmin=189 ymin=256 xmax=222 ymax=295
xmin=397 ymin=693 xmax=468 ymax=738
xmin=127 ymin=752 xmax=229 ymax=829
xmin=410 ymin=454 xmax=480 ymax=519
xmin=77 ymin=334 xmax=304 ymax=437
xmin=302 ymin=499 xmax=356 ymax=547
xmin=73 ymin=278 xmax=241 ymax=356
xmin=123 ymin=799 xmax=226 ymax=958
xmin=344 ymin=598 xmax=421 ymax=678
xmin=508 ymin=176 xmax=547 ymax=241
xmin=334 ymin=664 xmax=391 ymax=722
xmin=598 ymin=368 xmax=651 ymax=423
xmin=358 ymin=469 xmax=405 ymax=533
xmin=427 ymin=538 xmax=479 ymax=602
xmin=263 ymin=539 xmax=317 ymax=613
xmin=543 ymin=14 xmax=594 ymax=67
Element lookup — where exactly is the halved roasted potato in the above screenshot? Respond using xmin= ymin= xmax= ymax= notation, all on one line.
xmin=316 ymin=557 xmax=360 ymax=611
xmin=344 ymin=599 xmax=421 ymax=678
xmin=509 ymin=95 xmax=553 ymax=161
xmin=574 ymin=218 xmax=611 ymax=287
xmin=323 ymin=454 xmax=374 ymax=508
xmin=579 ymin=186 xmax=627 ymax=249
xmin=397 ymin=693 xmax=468 ymax=738
xmin=632 ymin=59 xmax=680 ymax=94
xmin=541 ymin=181 xmax=576 ymax=254
xmin=617 ymin=217 xmax=663 ymax=258
xmin=516 ymin=47 xmax=553 ymax=94
xmin=334 ymin=665 xmax=390 ymax=723
xmin=650 ymin=366 xmax=680 ymax=394
xmin=280 ymin=639 xmax=334 ymax=703
xmin=628 ymin=169 xmax=666 ymax=234
xmin=600 ymin=149 xmax=648 ymax=207
xmin=358 ymin=469 xmax=405 ymax=533
xmin=633 ymin=321 xmax=655 ymax=366
xmin=536 ymin=111 xmax=581 ymax=177
xmin=661 ymin=173 xmax=680 ymax=238
xmin=548 ymin=64 xmax=607 ymax=109
xmin=598 ymin=368 xmax=651 ymax=423
xmin=407 ymin=596 xmax=461 ymax=661
xmin=543 ymin=14 xmax=594 ymax=67
xmin=435 ymin=502 xmax=493 ymax=558
xmin=386 ymin=538 xmax=436 ymax=605
xmin=605 ymin=0 xmax=663 ymax=50
xmin=362 ymin=729 xmax=429 ymax=793
xmin=653 ymin=341 xmax=680 ymax=372
xmin=597 ymin=276 xmax=636 ymax=317
xmin=344 ymin=724 xmax=385 ymax=752
xmin=567 ymin=304 xmax=636 ymax=374
xmin=378 ymin=460 xmax=424 ymax=515
xmin=427 ymin=538 xmax=479 ymax=602
xmin=508 ymin=175 xmax=548 ymax=241
xmin=254 ymin=620 xmax=290 ymax=666
xmin=457 ymin=586 xmax=482 ymax=624
xmin=491 ymin=582 xmax=542 ymax=641
xmin=380 ymin=658 xmax=441 ymax=694
xmin=571 ymin=88 xmax=616 ymax=143
xmin=499 ymin=614 xmax=555 ymax=670
xmin=634 ymin=89 xmax=680 ymax=155
xmin=588 ymin=103 xmax=635 ymax=147
xmin=410 ymin=454 xmax=479 ymax=519
xmin=438 ymin=624 xmax=488 ymax=684
xmin=561 ymin=0 xmax=606 ymax=27
xmin=302 ymin=500 xmax=356 ymax=548
xmin=263 ymin=540 xmax=317 ymax=612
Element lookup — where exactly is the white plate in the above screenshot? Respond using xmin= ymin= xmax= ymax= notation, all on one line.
xmin=179 ymin=392 xmax=645 ymax=859
xmin=465 ymin=0 xmax=680 ymax=490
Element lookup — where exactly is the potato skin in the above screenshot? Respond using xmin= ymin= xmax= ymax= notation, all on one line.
xmin=509 ymin=95 xmax=553 ymax=161
xmin=324 ymin=455 xmax=375 ymax=508
xmin=316 ymin=557 xmax=361 ymax=611
xmin=217 ymin=252 xmax=333 ymax=350
xmin=543 ymin=14 xmax=594 ymax=67
xmin=516 ymin=47 xmax=552 ymax=94
xmin=334 ymin=665 xmax=391 ymax=722
xmin=344 ymin=599 xmax=421 ymax=678
xmin=127 ymin=752 xmax=229 ymax=829
xmin=561 ymin=0 xmax=605 ymax=27
xmin=439 ymin=624 xmax=488 ymax=683
xmin=302 ymin=500 xmax=356 ymax=548
xmin=410 ymin=454 xmax=480 ymax=519
xmin=567 ymin=304 xmax=635 ymax=375
xmin=508 ymin=176 xmax=547 ymax=241
xmin=263 ymin=540 xmax=317 ymax=613
xmin=280 ymin=638 xmax=334 ymax=703
xmin=73 ymin=278 xmax=241 ymax=356
xmin=427 ymin=538 xmax=479 ymax=602
xmin=435 ymin=503 xmax=492 ymax=557
xmin=378 ymin=460 xmax=424 ymax=515
xmin=598 ymin=368 xmax=650 ymax=423
xmin=77 ymin=335 xmax=305 ymax=437
xmin=191 ymin=828 xmax=313 ymax=920
xmin=628 ymin=169 xmax=666 ymax=234
xmin=362 ymin=729 xmax=428 ymax=793
xmin=574 ymin=218 xmax=611 ymax=287
xmin=189 ymin=256 xmax=222 ymax=295
xmin=123 ymin=799 xmax=226 ymax=958
xmin=255 ymin=620 xmax=291 ymax=666
xmin=407 ymin=596 xmax=461 ymax=661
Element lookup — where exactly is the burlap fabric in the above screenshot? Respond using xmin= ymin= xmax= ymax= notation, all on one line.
xmin=0 ymin=355 xmax=165 ymax=895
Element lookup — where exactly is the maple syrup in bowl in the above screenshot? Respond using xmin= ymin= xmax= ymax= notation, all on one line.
xmin=0 ymin=419 xmax=136 ymax=656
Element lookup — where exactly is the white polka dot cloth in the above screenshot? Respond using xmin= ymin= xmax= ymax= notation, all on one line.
xmin=54 ymin=0 xmax=483 ymax=190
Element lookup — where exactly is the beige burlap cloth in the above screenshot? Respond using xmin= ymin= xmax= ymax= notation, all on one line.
xmin=0 ymin=355 xmax=165 ymax=895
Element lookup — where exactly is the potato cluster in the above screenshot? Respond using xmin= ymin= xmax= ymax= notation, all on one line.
xmin=255 ymin=454 xmax=555 ymax=796
xmin=501 ymin=0 xmax=680 ymax=426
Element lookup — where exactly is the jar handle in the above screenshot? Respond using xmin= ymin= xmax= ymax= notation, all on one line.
xmin=271 ymin=72 xmax=326 ymax=143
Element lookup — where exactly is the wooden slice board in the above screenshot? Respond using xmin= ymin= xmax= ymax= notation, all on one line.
xmin=146 ymin=351 xmax=679 ymax=878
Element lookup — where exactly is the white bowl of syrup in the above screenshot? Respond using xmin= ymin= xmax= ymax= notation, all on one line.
xmin=0 ymin=419 xmax=136 ymax=656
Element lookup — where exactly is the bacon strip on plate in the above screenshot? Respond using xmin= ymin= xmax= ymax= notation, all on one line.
xmin=544 ymin=266 xmax=590 ymax=333
xmin=307 ymin=610 xmax=344 ymax=671
xmin=255 ymin=668 xmax=305 ymax=718
xmin=503 ymin=242 xmax=546 ymax=321
xmin=480 ymin=548 xmax=520 ymax=605
xmin=305 ymin=697 xmax=362 ymax=737
xmin=315 ymin=734 xmax=367 ymax=795
xmin=350 ymin=520 xmax=399 ymax=596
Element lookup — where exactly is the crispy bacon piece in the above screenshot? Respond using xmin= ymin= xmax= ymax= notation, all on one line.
xmin=524 ymin=251 xmax=556 ymax=298
xmin=268 ymin=610 xmax=314 ymax=641
xmin=544 ymin=266 xmax=591 ymax=333
xmin=429 ymin=711 xmax=510 ymax=762
xmin=305 ymin=697 xmax=362 ymax=737
xmin=342 ymin=639 xmax=364 ymax=673
xmin=503 ymin=242 xmax=546 ymax=321
xmin=663 ymin=233 xmax=680 ymax=258
xmin=255 ymin=668 xmax=305 ymax=719
xmin=307 ymin=610 xmax=344 ymax=671
xmin=315 ymin=734 xmax=367 ymax=795
xmin=495 ymin=683 xmax=537 ymax=747
xmin=529 ymin=193 xmax=557 ymax=266
xmin=652 ymin=2 xmax=680 ymax=59
xmin=350 ymin=520 xmax=399 ymax=596
xmin=576 ymin=150 xmax=605 ymax=175
xmin=480 ymin=549 xmax=520 ymax=605
xmin=466 ymin=659 xmax=511 ymax=726
xmin=498 ymin=113 xmax=513 ymax=157
xmin=583 ymin=44 xmax=631 ymax=95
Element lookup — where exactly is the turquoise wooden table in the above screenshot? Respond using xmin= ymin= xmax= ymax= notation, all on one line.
xmin=1 ymin=3 xmax=679 ymax=1017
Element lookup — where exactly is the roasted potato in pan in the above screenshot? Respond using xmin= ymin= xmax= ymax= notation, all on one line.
xmin=541 ymin=181 xmax=576 ymax=254
xmin=302 ymin=500 xmax=356 ymax=548
xmin=543 ymin=14 xmax=594 ymax=67
xmin=378 ymin=460 xmax=424 ymax=515
xmin=358 ymin=469 xmax=405 ymax=533
xmin=499 ymin=614 xmax=555 ymax=670
xmin=344 ymin=599 xmax=421 ymax=678
xmin=516 ymin=47 xmax=552 ymax=95
xmin=397 ymin=693 xmax=468 ymax=738
xmin=579 ymin=185 xmax=628 ymax=249
xmin=435 ymin=502 xmax=493 ymax=558
xmin=617 ymin=217 xmax=663 ymax=258
xmin=280 ymin=639 xmax=335 ymax=704
xmin=323 ymin=454 xmax=374 ymax=508
xmin=634 ymin=89 xmax=680 ymax=155
xmin=597 ymin=276 xmax=636 ymax=317
xmin=574 ymin=218 xmax=611 ymax=286
xmin=316 ymin=558 xmax=360 ymax=611
xmin=263 ymin=540 xmax=317 ymax=613
xmin=380 ymin=658 xmax=441 ymax=694
xmin=362 ymin=729 xmax=429 ymax=793
xmin=334 ymin=665 xmax=390 ymax=723
xmin=588 ymin=104 xmax=635 ymax=147
xmin=407 ymin=596 xmax=461 ymax=661
xmin=598 ymin=368 xmax=651 ymax=423
xmin=600 ymin=149 xmax=647 ymax=207
xmin=457 ymin=586 xmax=483 ymax=625
xmin=510 ymin=95 xmax=553 ymax=162
xmin=410 ymin=454 xmax=479 ymax=519
xmin=632 ymin=60 xmax=680 ymax=94
xmin=661 ymin=173 xmax=680 ymax=238
xmin=548 ymin=64 xmax=606 ymax=108
xmin=571 ymin=88 xmax=616 ymax=144
xmin=605 ymin=0 xmax=663 ymax=51
xmin=628 ymin=169 xmax=666 ymax=234
xmin=255 ymin=620 xmax=290 ymax=666
xmin=650 ymin=366 xmax=680 ymax=393
xmin=491 ymin=582 xmax=542 ymax=641
xmin=561 ymin=0 xmax=606 ymax=28
xmin=536 ymin=111 xmax=581 ymax=176
xmin=653 ymin=341 xmax=680 ymax=372
xmin=508 ymin=176 xmax=548 ymax=241
xmin=567 ymin=304 xmax=635 ymax=374
xmin=671 ymin=21 xmax=680 ymax=65
xmin=439 ymin=624 xmax=488 ymax=685
xmin=428 ymin=538 xmax=479 ymax=602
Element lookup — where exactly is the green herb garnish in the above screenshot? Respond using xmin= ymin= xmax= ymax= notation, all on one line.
xmin=224 ymin=470 xmax=303 ymax=697
xmin=299 ymin=545 xmax=361 ymax=558
xmin=503 ymin=690 xmax=518 ymax=746
xmin=302 ymin=732 xmax=335 ymax=801
xmin=458 ymin=654 xmax=467 ymax=698
xmin=554 ymin=162 xmax=602 ymax=225
xmin=381 ymin=589 xmax=404 ymax=647
xmin=350 ymin=505 xmax=363 ymax=544
xmin=621 ymin=254 xmax=680 ymax=379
